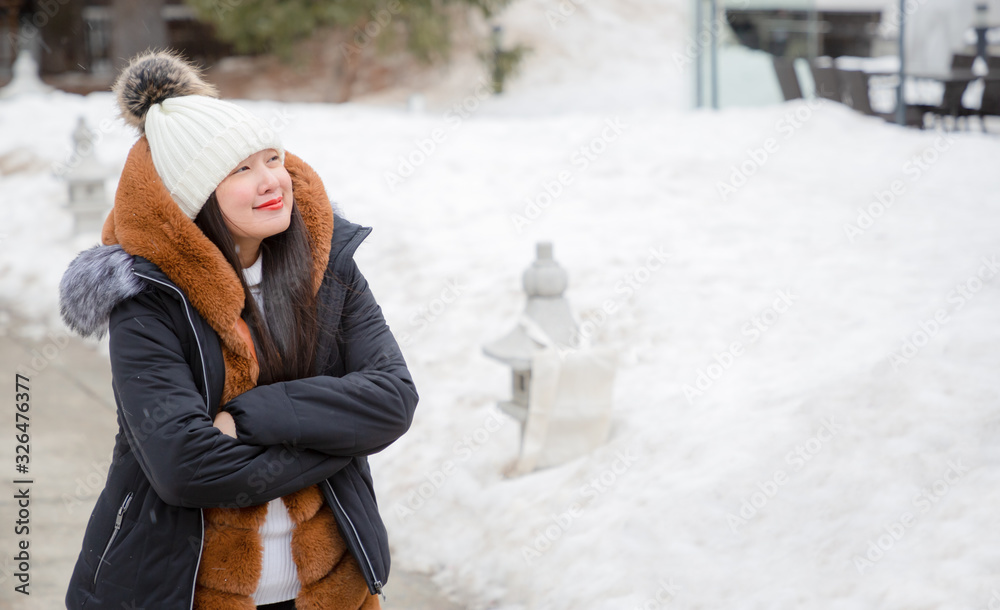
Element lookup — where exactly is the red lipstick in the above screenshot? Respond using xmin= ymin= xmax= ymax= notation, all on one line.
xmin=256 ymin=196 xmax=283 ymax=211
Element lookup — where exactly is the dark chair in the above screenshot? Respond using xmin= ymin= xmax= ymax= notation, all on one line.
xmin=915 ymin=53 xmax=978 ymax=130
xmin=838 ymin=69 xmax=926 ymax=128
xmin=978 ymin=55 xmax=1000 ymax=132
xmin=809 ymin=59 xmax=841 ymax=101
xmin=772 ymin=56 xmax=802 ymax=101
xmin=838 ymin=69 xmax=875 ymax=114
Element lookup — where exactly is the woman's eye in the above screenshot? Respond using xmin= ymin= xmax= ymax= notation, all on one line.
xmin=269 ymin=155 xmax=279 ymax=162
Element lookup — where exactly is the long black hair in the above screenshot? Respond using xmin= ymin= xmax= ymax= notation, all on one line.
xmin=195 ymin=192 xmax=319 ymax=384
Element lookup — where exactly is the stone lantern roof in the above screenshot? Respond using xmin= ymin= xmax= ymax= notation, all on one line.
xmin=483 ymin=242 xmax=578 ymax=370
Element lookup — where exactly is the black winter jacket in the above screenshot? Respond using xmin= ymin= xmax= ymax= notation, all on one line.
xmin=62 ymin=215 xmax=417 ymax=608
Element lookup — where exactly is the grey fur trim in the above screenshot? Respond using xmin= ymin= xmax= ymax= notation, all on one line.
xmin=59 ymin=245 xmax=146 ymax=339
xmin=112 ymin=49 xmax=219 ymax=134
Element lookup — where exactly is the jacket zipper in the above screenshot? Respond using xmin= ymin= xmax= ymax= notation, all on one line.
xmin=132 ymin=272 xmax=208 ymax=609
xmin=93 ymin=491 xmax=133 ymax=586
xmin=132 ymin=272 xmax=211 ymax=408
xmin=327 ymin=228 xmax=383 ymax=599
xmin=189 ymin=508 xmax=204 ymax=610
xmin=324 ymin=480 xmax=385 ymax=600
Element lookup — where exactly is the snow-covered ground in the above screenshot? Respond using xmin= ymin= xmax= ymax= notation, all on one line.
xmin=3 ymin=0 xmax=1000 ymax=608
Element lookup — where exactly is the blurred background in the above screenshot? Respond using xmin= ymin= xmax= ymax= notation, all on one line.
xmin=1 ymin=0 xmax=1000 ymax=608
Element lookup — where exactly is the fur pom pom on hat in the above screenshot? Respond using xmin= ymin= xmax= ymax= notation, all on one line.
xmin=112 ymin=49 xmax=285 ymax=220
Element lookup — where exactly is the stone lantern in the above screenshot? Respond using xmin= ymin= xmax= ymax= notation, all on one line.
xmin=484 ymin=242 xmax=617 ymax=474
xmin=483 ymin=242 xmax=578 ymax=422
xmin=0 ymin=49 xmax=54 ymax=99
xmin=63 ymin=116 xmax=110 ymax=233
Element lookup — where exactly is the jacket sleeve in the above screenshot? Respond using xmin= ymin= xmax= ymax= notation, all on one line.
xmin=225 ymin=257 xmax=418 ymax=457
xmin=109 ymin=293 xmax=351 ymax=509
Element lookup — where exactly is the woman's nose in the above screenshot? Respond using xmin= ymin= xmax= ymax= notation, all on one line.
xmin=259 ymin=167 xmax=280 ymax=192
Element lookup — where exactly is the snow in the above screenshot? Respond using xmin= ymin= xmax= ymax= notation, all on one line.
xmin=3 ymin=0 xmax=1000 ymax=608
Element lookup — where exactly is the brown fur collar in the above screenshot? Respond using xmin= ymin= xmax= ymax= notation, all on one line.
xmin=102 ymin=137 xmax=377 ymax=609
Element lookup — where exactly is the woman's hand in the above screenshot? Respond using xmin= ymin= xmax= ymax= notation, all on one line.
xmin=213 ymin=410 xmax=238 ymax=439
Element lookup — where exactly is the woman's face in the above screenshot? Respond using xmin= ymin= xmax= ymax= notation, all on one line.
xmin=215 ymin=148 xmax=294 ymax=249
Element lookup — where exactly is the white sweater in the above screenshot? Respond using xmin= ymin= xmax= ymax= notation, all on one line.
xmin=242 ymin=254 xmax=301 ymax=604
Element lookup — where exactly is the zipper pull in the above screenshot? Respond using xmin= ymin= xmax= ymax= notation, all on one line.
xmin=115 ymin=492 xmax=133 ymax=528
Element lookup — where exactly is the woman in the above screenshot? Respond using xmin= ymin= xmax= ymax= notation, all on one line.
xmin=59 ymin=50 xmax=418 ymax=610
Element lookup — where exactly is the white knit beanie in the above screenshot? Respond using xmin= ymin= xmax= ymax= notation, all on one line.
xmin=112 ymin=50 xmax=285 ymax=220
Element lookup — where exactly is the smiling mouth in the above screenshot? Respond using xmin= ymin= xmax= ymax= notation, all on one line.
xmin=255 ymin=196 xmax=283 ymax=210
